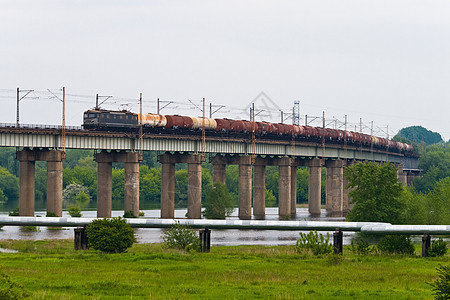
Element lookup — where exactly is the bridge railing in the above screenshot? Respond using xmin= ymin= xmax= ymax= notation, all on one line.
xmin=0 ymin=123 xmax=83 ymax=131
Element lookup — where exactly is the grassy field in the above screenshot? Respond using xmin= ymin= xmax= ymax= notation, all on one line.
xmin=0 ymin=239 xmax=448 ymax=299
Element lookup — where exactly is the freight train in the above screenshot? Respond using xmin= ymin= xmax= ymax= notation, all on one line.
xmin=83 ymin=109 xmax=414 ymax=153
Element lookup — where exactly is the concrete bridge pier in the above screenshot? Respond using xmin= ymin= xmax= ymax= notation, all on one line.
xmin=96 ymin=160 xmax=112 ymax=218
xmin=278 ymin=157 xmax=292 ymax=219
xmin=307 ymin=158 xmax=323 ymax=217
xmin=160 ymin=158 xmax=175 ymax=219
xmin=46 ymin=156 xmax=63 ymax=217
xmin=18 ymin=157 xmax=35 ymax=216
xmin=325 ymin=159 xmax=345 ymax=217
xmin=238 ymin=156 xmax=252 ymax=220
xmin=95 ymin=151 xmax=141 ymax=218
xmin=253 ymin=159 xmax=266 ymax=220
xmin=211 ymin=158 xmax=226 ymax=185
xmin=187 ymin=155 xmax=203 ymax=219
xmin=124 ymin=153 xmax=140 ymax=218
xmin=17 ymin=149 xmax=64 ymax=217
xmin=397 ymin=164 xmax=408 ymax=186
xmin=290 ymin=164 xmax=297 ymax=218
xmin=158 ymin=153 xmax=205 ymax=219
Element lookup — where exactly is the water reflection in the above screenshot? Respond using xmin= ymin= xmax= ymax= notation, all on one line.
xmin=0 ymin=208 xmax=355 ymax=246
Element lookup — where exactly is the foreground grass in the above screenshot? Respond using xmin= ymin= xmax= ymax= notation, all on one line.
xmin=0 ymin=239 xmax=448 ymax=299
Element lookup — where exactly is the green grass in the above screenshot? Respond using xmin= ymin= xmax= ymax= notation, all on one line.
xmin=0 ymin=239 xmax=448 ymax=299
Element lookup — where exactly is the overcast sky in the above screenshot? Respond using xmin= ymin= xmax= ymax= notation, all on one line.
xmin=1 ymin=1 xmax=449 ymax=140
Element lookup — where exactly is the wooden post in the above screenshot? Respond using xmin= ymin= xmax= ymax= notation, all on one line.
xmin=74 ymin=226 xmax=89 ymax=250
xmin=422 ymin=234 xmax=431 ymax=257
xmin=333 ymin=229 xmax=343 ymax=254
xmin=199 ymin=228 xmax=211 ymax=253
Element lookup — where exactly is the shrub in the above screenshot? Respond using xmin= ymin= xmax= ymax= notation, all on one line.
xmin=139 ymin=211 xmax=145 ymax=217
xmin=67 ymin=204 xmax=82 ymax=217
xmin=46 ymin=212 xmax=58 ymax=217
xmin=8 ymin=208 xmax=19 ymax=216
xmin=162 ymin=222 xmax=201 ymax=252
xmin=428 ymin=239 xmax=448 ymax=257
xmin=85 ymin=217 xmax=136 ymax=253
xmin=376 ymin=235 xmax=415 ymax=255
xmin=429 ymin=265 xmax=450 ymax=300
xmin=351 ymin=239 xmax=373 ymax=255
xmin=123 ymin=211 xmax=137 ymax=218
xmin=0 ymin=269 xmax=29 ymax=299
xmin=295 ymin=230 xmax=333 ymax=255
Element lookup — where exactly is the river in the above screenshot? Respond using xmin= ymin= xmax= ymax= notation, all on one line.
xmin=0 ymin=208 xmax=358 ymax=246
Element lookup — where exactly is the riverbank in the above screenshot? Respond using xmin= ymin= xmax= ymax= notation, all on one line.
xmin=0 ymin=239 xmax=448 ymax=299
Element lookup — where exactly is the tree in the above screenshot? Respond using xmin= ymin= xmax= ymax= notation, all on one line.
xmin=225 ymin=165 xmax=239 ymax=206
xmin=345 ymin=161 xmax=405 ymax=224
xmin=0 ymin=167 xmax=19 ymax=210
xmin=0 ymin=188 xmax=7 ymax=210
xmin=427 ymin=177 xmax=450 ymax=225
xmin=63 ymin=183 xmax=91 ymax=209
xmin=414 ymin=144 xmax=450 ymax=192
xmin=395 ymin=126 xmax=443 ymax=146
xmin=111 ymin=168 xmax=124 ymax=209
xmin=203 ymin=181 xmax=234 ymax=219
xmin=265 ymin=189 xmax=277 ymax=207
xmin=63 ymin=149 xmax=94 ymax=169
xmin=296 ymin=168 xmax=309 ymax=204
xmin=139 ymin=165 xmax=161 ymax=208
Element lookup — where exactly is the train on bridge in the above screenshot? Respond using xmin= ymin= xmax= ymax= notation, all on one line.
xmin=83 ymin=109 xmax=414 ymax=154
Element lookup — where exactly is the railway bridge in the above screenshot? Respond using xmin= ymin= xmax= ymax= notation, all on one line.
xmin=0 ymin=124 xmax=419 ymax=219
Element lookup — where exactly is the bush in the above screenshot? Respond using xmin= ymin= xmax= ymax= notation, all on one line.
xmin=46 ymin=212 xmax=58 ymax=217
xmin=295 ymin=230 xmax=333 ymax=255
xmin=8 ymin=208 xmax=19 ymax=216
xmin=123 ymin=211 xmax=137 ymax=218
xmin=67 ymin=204 xmax=82 ymax=217
xmin=351 ymin=239 xmax=373 ymax=255
xmin=428 ymin=239 xmax=448 ymax=257
xmin=162 ymin=222 xmax=201 ymax=252
xmin=377 ymin=235 xmax=415 ymax=255
xmin=139 ymin=211 xmax=145 ymax=217
xmin=0 ymin=269 xmax=29 ymax=300
xmin=429 ymin=265 xmax=450 ymax=300
xmin=85 ymin=217 xmax=136 ymax=253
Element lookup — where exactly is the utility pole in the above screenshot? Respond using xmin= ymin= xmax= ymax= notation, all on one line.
xmin=202 ymin=98 xmax=206 ymax=155
xmin=95 ymin=94 xmax=112 ymax=110
xmin=62 ymin=87 xmax=66 ymax=154
xmin=16 ymin=87 xmax=34 ymax=128
xmin=293 ymin=100 xmax=300 ymax=125
xmin=139 ymin=93 xmax=143 ymax=160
